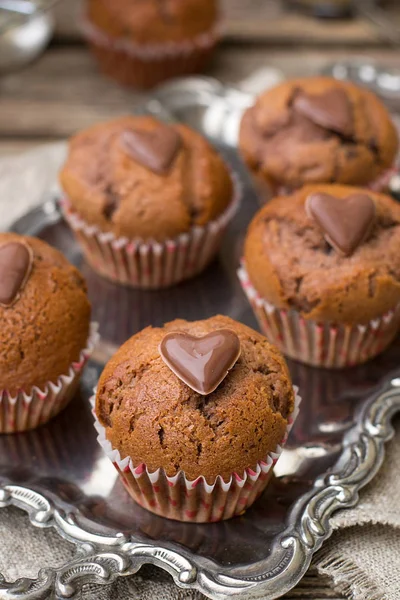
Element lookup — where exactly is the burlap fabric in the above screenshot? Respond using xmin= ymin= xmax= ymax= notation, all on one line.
xmin=0 ymin=144 xmax=399 ymax=599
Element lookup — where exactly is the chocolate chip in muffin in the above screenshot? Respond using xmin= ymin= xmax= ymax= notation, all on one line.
xmin=306 ymin=191 xmax=376 ymax=256
xmin=0 ymin=241 xmax=33 ymax=307
xmin=121 ymin=124 xmax=182 ymax=175
xmin=293 ymin=87 xmax=353 ymax=137
xmin=159 ymin=329 xmax=241 ymax=395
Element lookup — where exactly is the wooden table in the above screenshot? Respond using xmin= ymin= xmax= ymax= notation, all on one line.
xmin=1 ymin=1 xmax=398 ymax=597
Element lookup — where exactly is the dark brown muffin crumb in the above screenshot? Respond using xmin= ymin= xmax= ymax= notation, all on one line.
xmin=96 ymin=315 xmax=294 ymax=483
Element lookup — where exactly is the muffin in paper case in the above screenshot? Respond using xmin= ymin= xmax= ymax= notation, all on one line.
xmin=91 ymin=388 xmax=301 ymax=523
xmin=0 ymin=323 xmax=99 ymax=433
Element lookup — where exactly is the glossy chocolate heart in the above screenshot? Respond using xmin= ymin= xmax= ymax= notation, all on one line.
xmin=159 ymin=329 xmax=241 ymax=395
xmin=293 ymin=88 xmax=353 ymax=136
xmin=306 ymin=192 xmax=376 ymax=256
xmin=121 ymin=123 xmax=182 ymax=175
xmin=0 ymin=241 xmax=33 ymax=307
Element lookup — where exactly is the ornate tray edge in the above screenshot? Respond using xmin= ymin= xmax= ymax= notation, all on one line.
xmin=1 ymin=359 xmax=399 ymax=600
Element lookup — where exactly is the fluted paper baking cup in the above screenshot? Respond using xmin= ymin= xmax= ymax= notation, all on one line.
xmin=238 ymin=264 xmax=400 ymax=368
xmin=0 ymin=323 xmax=99 ymax=434
xmin=91 ymin=389 xmax=301 ymax=523
xmin=81 ymin=17 xmax=221 ymax=89
xmin=61 ymin=179 xmax=240 ymax=290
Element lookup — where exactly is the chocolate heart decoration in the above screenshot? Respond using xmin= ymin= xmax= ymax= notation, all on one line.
xmin=293 ymin=88 xmax=353 ymax=136
xmin=121 ymin=124 xmax=182 ymax=175
xmin=0 ymin=242 xmax=33 ymax=307
xmin=306 ymin=192 xmax=376 ymax=256
xmin=159 ymin=329 xmax=241 ymax=395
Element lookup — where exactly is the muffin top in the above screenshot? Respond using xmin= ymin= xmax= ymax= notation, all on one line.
xmin=95 ymin=315 xmax=294 ymax=483
xmin=244 ymin=184 xmax=400 ymax=324
xmin=60 ymin=116 xmax=233 ymax=242
xmin=87 ymin=0 xmax=219 ymax=45
xmin=239 ymin=76 xmax=398 ymax=190
xmin=0 ymin=233 xmax=91 ymax=395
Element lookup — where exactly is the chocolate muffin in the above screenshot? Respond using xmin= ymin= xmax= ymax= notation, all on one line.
xmin=60 ymin=115 xmax=238 ymax=289
xmin=239 ymin=77 xmax=398 ymax=201
xmin=0 ymin=233 xmax=94 ymax=432
xmin=240 ymin=184 xmax=400 ymax=367
xmin=94 ymin=315 xmax=298 ymax=521
xmin=83 ymin=0 xmax=220 ymax=89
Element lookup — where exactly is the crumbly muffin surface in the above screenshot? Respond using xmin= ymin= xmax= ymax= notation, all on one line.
xmin=60 ymin=116 xmax=233 ymax=241
xmin=0 ymin=233 xmax=91 ymax=395
xmin=244 ymin=184 xmax=400 ymax=324
xmin=96 ymin=315 xmax=294 ymax=483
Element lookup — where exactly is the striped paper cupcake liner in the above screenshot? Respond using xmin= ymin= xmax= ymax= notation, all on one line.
xmin=0 ymin=323 xmax=99 ymax=433
xmin=61 ymin=175 xmax=240 ymax=290
xmin=238 ymin=264 xmax=400 ymax=369
xmin=81 ymin=16 xmax=221 ymax=89
xmin=91 ymin=389 xmax=301 ymax=523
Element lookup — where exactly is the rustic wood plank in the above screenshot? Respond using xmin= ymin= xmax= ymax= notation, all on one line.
xmin=52 ymin=0 xmax=400 ymax=46
xmin=223 ymin=1 xmax=377 ymax=45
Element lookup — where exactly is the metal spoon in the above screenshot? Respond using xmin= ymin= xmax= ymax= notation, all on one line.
xmin=0 ymin=0 xmax=56 ymax=72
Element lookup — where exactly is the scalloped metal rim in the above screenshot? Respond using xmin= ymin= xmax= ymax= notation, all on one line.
xmin=1 ymin=374 xmax=399 ymax=600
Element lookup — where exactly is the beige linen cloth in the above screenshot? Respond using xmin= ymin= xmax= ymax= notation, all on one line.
xmin=0 ymin=144 xmax=399 ymax=600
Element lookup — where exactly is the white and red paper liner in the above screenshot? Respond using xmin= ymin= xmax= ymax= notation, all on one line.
xmin=60 ymin=177 xmax=240 ymax=290
xmin=91 ymin=389 xmax=301 ymax=523
xmin=81 ymin=16 xmax=221 ymax=89
xmin=0 ymin=323 xmax=99 ymax=434
xmin=238 ymin=264 xmax=400 ymax=369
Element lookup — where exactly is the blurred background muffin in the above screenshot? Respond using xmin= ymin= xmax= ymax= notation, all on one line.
xmin=239 ymin=77 xmax=398 ymax=203
xmin=82 ymin=0 xmax=221 ymax=89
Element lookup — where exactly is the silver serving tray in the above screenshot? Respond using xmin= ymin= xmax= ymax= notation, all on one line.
xmin=2 ymin=75 xmax=400 ymax=600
